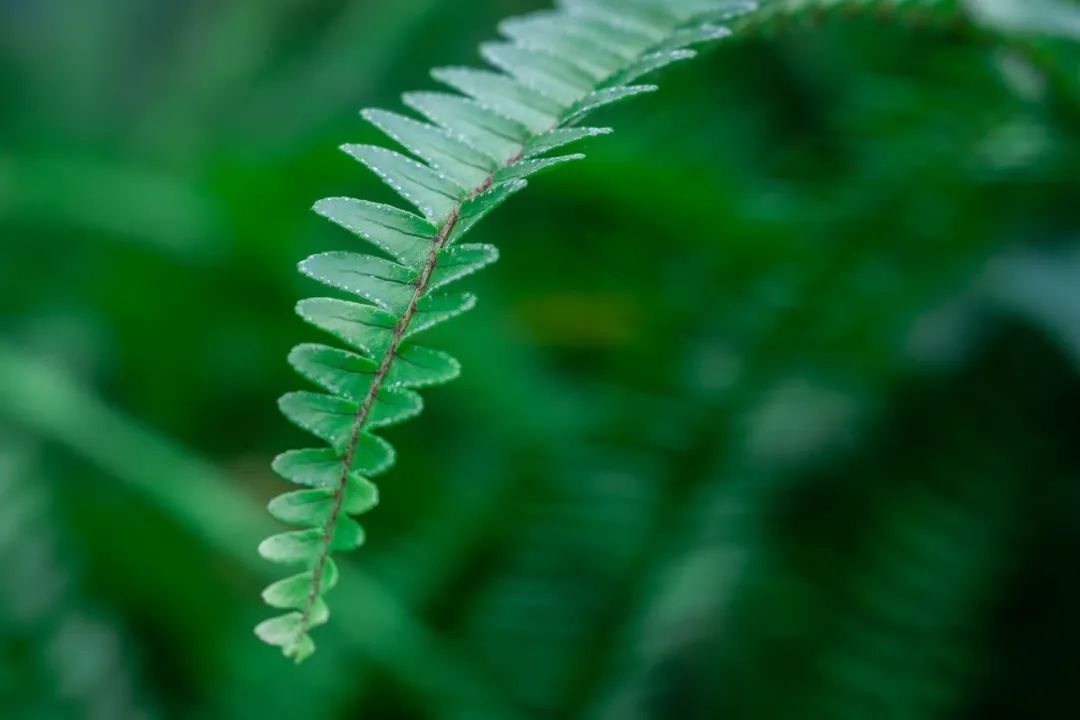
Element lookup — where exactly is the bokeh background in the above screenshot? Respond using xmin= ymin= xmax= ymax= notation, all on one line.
xmin=2 ymin=0 xmax=1079 ymax=718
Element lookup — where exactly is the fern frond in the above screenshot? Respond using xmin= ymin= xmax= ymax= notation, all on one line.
xmin=736 ymin=0 xmax=962 ymax=32
xmin=257 ymin=0 xmax=759 ymax=662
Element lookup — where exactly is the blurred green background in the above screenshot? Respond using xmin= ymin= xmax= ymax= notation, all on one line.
xmin=2 ymin=0 xmax=1079 ymax=718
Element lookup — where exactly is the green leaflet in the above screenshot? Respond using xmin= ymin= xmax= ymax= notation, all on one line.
xmin=299 ymin=252 xmax=418 ymax=314
xmin=296 ymin=298 xmax=398 ymax=357
xmin=405 ymin=293 xmax=479 ymax=337
xmin=429 ymin=244 xmax=500 ymax=292
xmin=278 ymin=392 xmax=369 ymax=452
xmin=403 ymin=92 xmax=528 ymax=163
xmin=312 ymin=197 xmax=435 ymax=270
xmin=390 ymin=344 xmax=462 ymax=388
xmin=565 ymin=85 xmax=659 ymax=124
xmin=269 ymin=478 xmax=378 ymax=523
xmin=254 ymin=613 xmax=316 ymax=662
xmin=273 ymin=444 xmax=394 ymax=483
xmin=494 ymin=154 xmax=585 ymax=183
xmin=499 ymin=15 xmax=626 ymax=79
xmin=555 ymin=10 xmax=662 ymax=56
xmin=608 ymin=49 xmax=697 ymax=86
xmin=480 ymin=42 xmax=596 ymax=105
xmin=268 ymin=491 xmax=341 ymax=527
xmin=653 ymin=23 xmax=732 ymax=52
xmin=363 ymin=108 xmax=497 ymax=191
xmin=258 ymin=528 xmax=325 ymax=565
xmin=260 ymin=0 xmax=759 ymax=662
xmin=341 ymin=144 xmax=465 ymax=224
xmin=263 ymin=562 xmax=339 ymax=610
xmin=431 ymin=67 xmax=565 ymax=133
xmin=522 ymin=127 xmax=612 ymax=158
xmin=296 ymin=293 xmax=477 ymax=356
xmin=289 ymin=344 xmax=426 ymax=427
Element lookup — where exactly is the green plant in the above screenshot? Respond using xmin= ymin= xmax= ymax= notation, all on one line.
xmin=257 ymin=0 xmax=760 ymax=661
xmin=256 ymin=0 xmax=1078 ymax=663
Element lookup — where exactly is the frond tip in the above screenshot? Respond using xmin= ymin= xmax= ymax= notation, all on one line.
xmin=257 ymin=0 xmax=758 ymax=662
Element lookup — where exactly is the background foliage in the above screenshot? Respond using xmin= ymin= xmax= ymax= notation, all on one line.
xmin=2 ymin=0 xmax=1078 ymax=717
